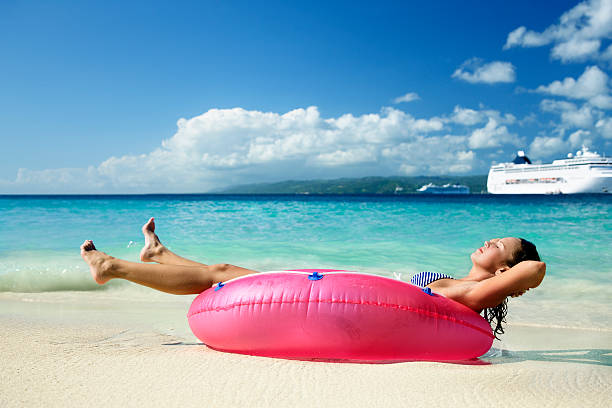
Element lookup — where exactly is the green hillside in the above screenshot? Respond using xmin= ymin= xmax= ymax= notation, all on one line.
xmin=219 ymin=175 xmax=488 ymax=194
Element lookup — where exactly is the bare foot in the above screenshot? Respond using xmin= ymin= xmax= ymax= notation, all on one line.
xmin=140 ymin=217 xmax=166 ymax=262
xmin=80 ymin=240 xmax=114 ymax=284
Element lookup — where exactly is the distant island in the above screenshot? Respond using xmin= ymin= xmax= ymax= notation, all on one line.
xmin=218 ymin=175 xmax=488 ymax=194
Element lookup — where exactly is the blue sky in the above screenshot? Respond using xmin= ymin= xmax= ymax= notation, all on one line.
xmin=1 ymin=0 xmax=611 ymax=193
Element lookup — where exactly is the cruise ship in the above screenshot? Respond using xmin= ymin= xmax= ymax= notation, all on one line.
xmin=417 ymin=183 xmax=470 ymax=194
xmin=487 ymin=146 xmax=612 ymax=194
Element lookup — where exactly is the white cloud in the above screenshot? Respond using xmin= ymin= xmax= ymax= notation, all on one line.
xmin=540 ymin=99 xmax=600 ymax=130
xmin=539 ymin=98 xmax=612 ymax=142
xmin=504 ymin=0 xmax=612 ymax=62
xmin=451 ymin=150 xmax=476 ymax=173
xmin=589 ymin=94 xmax=612 ymax=109
xmin=449 ymin=106 xmax=485 ymax=126
xmin=313 ymin=147 xmax=377 ymax=166
xmin=393 ymin=92 xmax=420 ymax=103
xmin=468 ymin=118 xmax=520 ymax=149
xmin=602 ymin=43 xmax=612 ymax=61
xmin=504 ymin=26 xmax=550 ymax=48
xmin=551 ymin=38 xmax=602 ymax=62
xmin=535 ymin=66 xmax=611 ymax=108
xmin=398 ymin=164 xmax=418 ymax=175
xmin=381 ymin=135 xmax=476 ymax=174
xmin=2 ymin=106 xmax=486 ymax=193
xmin=540 ymin=99 xmax=578 ymax=113
xmin=452 ymin=58 xmax=516 ymax=84
xmin=517 ymin=113 xmax=538 ymax=127
xmin=529 ymin=136 xmax=569 ymax=158
xmin=595 ymin=117 xmax=612 ymax=138
xmin=564 ymin=105 xmax=597 ymax=128
xmin=448 ymin=105 xmax=516 ymax=126
xmin=568 ymin=129 xmax=593 ymax=147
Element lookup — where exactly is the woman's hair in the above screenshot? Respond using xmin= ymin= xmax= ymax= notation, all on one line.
xmin=482 ymin=237 xmax=541 ymax=339
xmin=510 ymin=238 xmax=541 ymax=265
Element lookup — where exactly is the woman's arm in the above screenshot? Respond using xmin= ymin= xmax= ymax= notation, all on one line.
xmin=452 ymin=261 xmax=546 ymax=310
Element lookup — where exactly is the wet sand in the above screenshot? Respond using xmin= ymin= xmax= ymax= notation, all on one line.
xmin=1 ymin=290 xmax=610 ymax=408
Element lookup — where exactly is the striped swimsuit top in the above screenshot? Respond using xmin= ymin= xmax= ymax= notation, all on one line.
xmin=410 ymin=271 xmax=453 ymax=289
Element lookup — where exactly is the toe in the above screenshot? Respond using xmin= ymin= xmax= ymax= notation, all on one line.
xmin=81 ymin=240 xmax=96 ymax=251
xmin=143 ymin=217 xmax=155 ymax=232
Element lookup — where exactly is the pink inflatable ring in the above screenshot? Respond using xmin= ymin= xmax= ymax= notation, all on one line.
xmin=187 ymin=270 xmax=494 ymax=362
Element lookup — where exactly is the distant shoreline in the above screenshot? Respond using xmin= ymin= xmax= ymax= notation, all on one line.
xmin=217 ymin=175 xmax=488 ymax=194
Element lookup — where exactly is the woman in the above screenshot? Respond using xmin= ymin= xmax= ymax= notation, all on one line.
xmin=409 ymin=236 xmax=544 ymax=337
xmin=81 ymin=217 xmax=545 ymax=338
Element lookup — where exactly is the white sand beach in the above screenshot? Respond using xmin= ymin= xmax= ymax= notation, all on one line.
xmin=1 ymin=290 xmax=610 ymax=408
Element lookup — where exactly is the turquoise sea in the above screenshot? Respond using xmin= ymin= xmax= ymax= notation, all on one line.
xmin=1 ymin=194 xmax=610 ymax=331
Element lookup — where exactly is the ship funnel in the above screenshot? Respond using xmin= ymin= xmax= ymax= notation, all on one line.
xmin=513 ymin=150 xmax=532 ymax=164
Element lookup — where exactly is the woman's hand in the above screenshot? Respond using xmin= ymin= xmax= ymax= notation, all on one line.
xmin=510 ymin=288 xmax=528 ymax=298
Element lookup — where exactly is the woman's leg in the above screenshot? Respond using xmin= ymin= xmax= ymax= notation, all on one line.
xmin=81 ymin=240 xmax=258 ymax=295
xmin=139 ymin=218 xmax=207 ymax=267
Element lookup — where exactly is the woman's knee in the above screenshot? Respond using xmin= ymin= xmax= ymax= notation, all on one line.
xmin=210 ymin=263 xmax=231 ymax=282
xmin=212 ymin=263 xmax=231 ymax=273
xmin=210 ymin=263 xmax=257 ymax=283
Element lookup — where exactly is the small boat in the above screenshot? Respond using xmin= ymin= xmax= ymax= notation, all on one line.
xmin=416 ymin=183 xmax=470 ymax=194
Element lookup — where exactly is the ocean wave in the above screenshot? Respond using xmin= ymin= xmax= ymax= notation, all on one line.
xmin=0 ymin=257 xmax=125 ymax=292
xmin=0 ymin=267 xmax=104 ymax=292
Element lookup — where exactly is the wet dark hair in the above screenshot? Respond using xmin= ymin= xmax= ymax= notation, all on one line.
xmin=482 ymin=238 xmax=541 ymax=339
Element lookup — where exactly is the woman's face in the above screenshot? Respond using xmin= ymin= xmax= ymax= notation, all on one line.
xmin=470 ymin=237 xmax=521 ymax=272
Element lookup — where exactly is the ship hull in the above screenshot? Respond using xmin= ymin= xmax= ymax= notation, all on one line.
xmin=487 ymin=166 xmax=612 ymax=194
